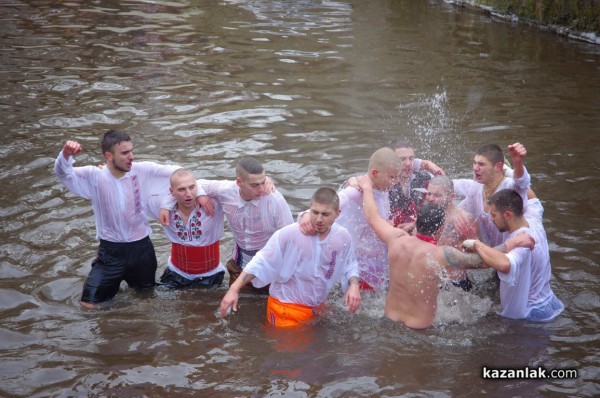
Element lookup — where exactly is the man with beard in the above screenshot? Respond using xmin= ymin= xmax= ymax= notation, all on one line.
xmin=463 ymin=189 xmax=564 ymax=321
xmin=54 ymin=130 xmax=185 ymax=308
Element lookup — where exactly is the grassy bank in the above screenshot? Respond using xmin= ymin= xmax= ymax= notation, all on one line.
xmin=450 ymin=0 xmax=600 ymax=43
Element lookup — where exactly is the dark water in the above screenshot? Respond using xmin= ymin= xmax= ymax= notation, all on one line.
xmin=1 ymin=1 xmax=599 ymax=397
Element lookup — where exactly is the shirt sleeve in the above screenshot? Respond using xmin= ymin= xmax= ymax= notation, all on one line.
xmin=341 ymin=238 xmax=360 ymax=292
xmin=53 ymin=151 xmax=96 ymax=200
xmin=272 ymin=192 xmax=294 ymax=229
xmin=244 ymin=229 xmax=287 ymax=288
xmin=500 ymin=247 xmax=529 ymax=287
xmin=512 ymin=166 xmax=530 ymax=209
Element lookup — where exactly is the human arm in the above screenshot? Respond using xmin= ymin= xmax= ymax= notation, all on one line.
xmin=442 ymin=246 xmax=484 ymax=269
xmin=340 ymin=174 xmax=367 ymax=191
xmin=218 ymin=271 xmax=256 ymax=317
xmin=54 ymin=140 xmax=96 ymax=199
xmin=357 ymin=176 xmax=407 ymax=242
xmin=343 ymin=277 xmax=361 ymax=314
xmin=419 ymin=159 xmax=445 ymax=176
xmin=462 ymin=240 xmax=511 ymax=273
xmin=507 ymin=143 xmax=526 ymax=180
xmin=298 ymin=211 xmax=318 ymax=235
xmin=454 ymin=212 xmax=478 ymax=241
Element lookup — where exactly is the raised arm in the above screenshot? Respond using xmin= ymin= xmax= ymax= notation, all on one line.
xmin=357 ymin=176 xmax=407 ymax=243
xmin=507 ymin=142 xmax=526 ymax=180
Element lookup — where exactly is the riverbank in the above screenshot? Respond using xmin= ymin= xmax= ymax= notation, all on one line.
xmin=447 ymin=0 xmax=600 ymax=44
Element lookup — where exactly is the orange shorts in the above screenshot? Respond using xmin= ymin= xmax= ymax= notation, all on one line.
xmin=267 ymin=296 xmax=320 ymax=328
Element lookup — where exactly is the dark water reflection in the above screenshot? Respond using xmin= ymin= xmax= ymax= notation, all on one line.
xmin=1 ymin=0 xmax=599 ymax=397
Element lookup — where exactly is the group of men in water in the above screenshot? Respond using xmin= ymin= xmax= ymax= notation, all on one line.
xmin=54 ymin=129 xmax=564 ymax=329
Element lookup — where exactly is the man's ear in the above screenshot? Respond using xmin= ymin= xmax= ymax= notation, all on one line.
xmin=104 ymin=151 xmax=112 ymax=161
xmin=235 ymin=177 xmax=242 ymax=187
xmin=494 ymin=162 xmax=504 ymax=173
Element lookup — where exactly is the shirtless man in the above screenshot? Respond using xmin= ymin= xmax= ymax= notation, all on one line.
xmin=219 ymin=188 xmax=361 ymax=327
xmin=425 ymin=175 xmax=478 ymax=291
xmin=357 ymin=176 xmax=531 ymax=329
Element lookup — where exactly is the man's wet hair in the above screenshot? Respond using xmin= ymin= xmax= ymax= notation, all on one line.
xmin=487 ymin=189 xmax=524 ymax=217
xmin=475 ymin=143 xmax=504 ymax=166
xmin=416 ymin=204 xmax=445 ymax=237
xmin=311 ymin=187 xmax=340 ymax=211
xmin=101 ymin=130 xmax=131 ymax=154
xmin=236 ymin=156 xmax=264 ymax=178
xmin=429 ymin=175 xmax=454 ymax=195
xmin=390 ymin=138 xmax=414 ymax=150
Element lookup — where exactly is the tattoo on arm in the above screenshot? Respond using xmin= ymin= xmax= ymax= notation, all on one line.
xmin=443 ymin=247 xmax=483 ymax=269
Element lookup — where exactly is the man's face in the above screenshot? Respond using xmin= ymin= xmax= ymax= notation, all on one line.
xmin=394 ymin=147 xmax=415 ymax=179
xmin=426 ymin=184 xmax=451 ymax=208
xmin=170 ymin=174 xmax=197 ymax=211
xmin=309 ymin=202 xmax=340 ymax=236
xmin=106 ymin=141 xmax=134 ymax=173
xmin=472 ymin=155 xmax=496 ymax=185
xmin=237 ymin=172 xmax=267 ymax=201
xmin=489 ymin=204 xmax=509 ymax=232
xmin=372 ymin=165 xmax=401 ymax=191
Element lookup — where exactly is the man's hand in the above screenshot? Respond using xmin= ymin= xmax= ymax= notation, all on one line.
xmin=219 ymin=288 xmax=239 ymax=318
xmin=159 ymin=208 xmax=170 ymax=226
xmin=264 ymin=176 xmax=276 ymax=194
xmin=506 ymin=231 xmax=535 ymax=251
xmin=62 ymin=140 xmax=82 ymax=160
xmin=344 ymin=175 xmax=364 ymax=191
xmin=356 ymin=175 xmax=373 ymax=191
xmin=507 ymin=143 xmax=527 ymax=164
xmin=344 ymin=281 xmax=361 ymax=314
xmin=196 ymin=195 xmax=215 ymax=216
xmin=422 ymin=160 xmax=445 ymax=176
xmin=299 ymin=211 xmax=317 ymax=236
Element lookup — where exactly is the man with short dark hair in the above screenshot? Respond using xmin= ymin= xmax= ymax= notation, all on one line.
xmin=462 ymin=189 xmax=564 ymax=321
xmin=54 ymin=130 xmax=184 ymax=308
xmin=161 ymin=155 xmax=294 ymax=294
xmin=454 ymin=142 xmax=531 ymax=247
xmin=219 ymin=187 xmax=361 ymax=327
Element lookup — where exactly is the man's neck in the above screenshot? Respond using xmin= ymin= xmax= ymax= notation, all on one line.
xmin=107 ymin=164 xmax=127 ymax=179
xmin=175 ymin=204 xmax=195 ymax=224
xmin=508 ymin=217 xmax=529 ymax=233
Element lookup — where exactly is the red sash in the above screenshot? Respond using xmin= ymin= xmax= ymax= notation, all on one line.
xmin=416 ymin=234 xmax=437 ymax=245
xmin=171 ymin=241 xmax=220 ymax=274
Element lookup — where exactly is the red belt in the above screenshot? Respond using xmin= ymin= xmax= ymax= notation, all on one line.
xmin=171 ymin=241 xmax=220 ymax=274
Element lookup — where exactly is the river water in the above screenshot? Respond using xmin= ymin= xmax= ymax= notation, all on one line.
xmin=1 ymin=1 xmax=599 ymax=397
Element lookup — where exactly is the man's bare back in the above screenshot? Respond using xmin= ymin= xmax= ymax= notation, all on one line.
xmin=386 ymin=234 xmax=446 ymax=328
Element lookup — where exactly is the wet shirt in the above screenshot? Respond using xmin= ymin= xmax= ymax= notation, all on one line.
xmin=54 ymin=151 xmax=180 ymax=243
xmin=245 ymin=222 xmax=359 ymax=308
xmin=454 ymin=167 xmax=530 ymax=247
xmin=196 ymin=179 xmax=294 ymax=254
xmin=389 ymin=159 xmax=431 ymax=226
xmin=499 ymin=217 xmax=564 ymax=321
xmin=335 ymin=186 xmax=390 ymax=289
xmin=147 ymin=196 xmax=226 ymax=278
